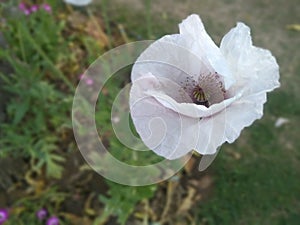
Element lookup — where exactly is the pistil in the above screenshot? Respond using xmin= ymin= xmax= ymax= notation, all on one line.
xmin=192 ymin=85 xmax=209 ymax=107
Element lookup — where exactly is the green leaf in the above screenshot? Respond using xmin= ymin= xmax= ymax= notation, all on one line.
xmin=46 ymin=153 xmax=66 ymax=179
xmin=9 ymin=98 xmax=30 ymax=125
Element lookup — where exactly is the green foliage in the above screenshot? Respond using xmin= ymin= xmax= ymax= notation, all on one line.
xmin=0 ymin=3 xmax=160 ymax=224
xmin=7 ymin=187 xmax=67 ymax=225
xmin=0 ymin=3 xmax=72 ymax=179
xmin=91 ymin=65 xmax=161 ymax=224
xmin=97 ymin=181 xmax=156 ymax=225
xmin=0 ymin=66 xmax=71 ymax=178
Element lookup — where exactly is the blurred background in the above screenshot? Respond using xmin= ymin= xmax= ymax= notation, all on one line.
xmin=0 ymin=0 xmax=299 ymax=224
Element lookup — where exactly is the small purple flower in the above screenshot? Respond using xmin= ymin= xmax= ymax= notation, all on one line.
xmin=18 ymin=2 xmax=26 ymax=11
xmin=24 ymin=9 xmax=31 ymax=15
xmin=36 ymin=208 xmax=47 ymax=220
xmin=41 ymin=4 xmax=52 ymax=13
xmin=30 ymin=5 xmax=39 ymax=12
xmin=0 ymin=209 xmax=9 ymax=225
xmin=18 ymin=2 xmax=31 ymax=15
xmin=46 ymin=216 xmax=59 ymax=225
xmin=78 ymin=73 xmax=94 ymax=86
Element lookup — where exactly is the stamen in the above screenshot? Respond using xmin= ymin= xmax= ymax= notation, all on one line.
xmin=179 ymin=72 xmax=226 ymax=107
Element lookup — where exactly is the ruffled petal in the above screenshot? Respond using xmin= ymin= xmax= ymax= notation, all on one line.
xmin=195 ymin=91 xmax=266 ymax=153
xmin=223 ymin=92 xmax=267 ymax=143
xmin=132 ymin=34 xmax=210 ymax=85
xmin=220 ymin=22 xmax=280 ymax=96
xmin=194 ymin=91 xmax=266 ymax=157
xmin=132 ymin=15 xmax=235 ymax=90
xmin=179 ymin=14 xmax=235 ymax=89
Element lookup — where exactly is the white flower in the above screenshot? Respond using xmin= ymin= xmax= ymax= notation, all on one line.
xmin=64 ymin=0 xmax=92 ymax=6
xmin=129 ymin=14 xmax=280 ymax=164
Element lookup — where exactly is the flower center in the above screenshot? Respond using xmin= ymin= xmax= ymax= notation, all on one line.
xmin=180 ymin=72 xmax=225 ymax=107
xmin=192 ymin=85 xmax=209 ymax=107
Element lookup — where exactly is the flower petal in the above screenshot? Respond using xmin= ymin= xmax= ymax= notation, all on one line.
xmin=179 ymin=14 xmax=235 ymax=89
xmin=132 ymin=15 xmax=236 ymax=90
xmin=194 ymin=110 xmax=227 ymax=155
xmin=130 ymin=75 xmax=201 ymax=159
xmin=130 ymin=74 xmax=230 ymax=159
xmin=200 ymin=91 xmax=266 ymax=149
xmin=223 ymin=92 xmax=267 ymax=143
xmin=220 ymin=22 xmax=280 ymax=96
xmin=193 ymin=91 xmax=266 ymax=157
xmin=132 ymin=34 xmax=210 ymax=85
xmin=64 ymin=0 xmax=92 ymax=6
xmin=147 ymin=89 xmax=242 ymax=118
xmin=132 ymin=71 xmax=242 ymax=119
